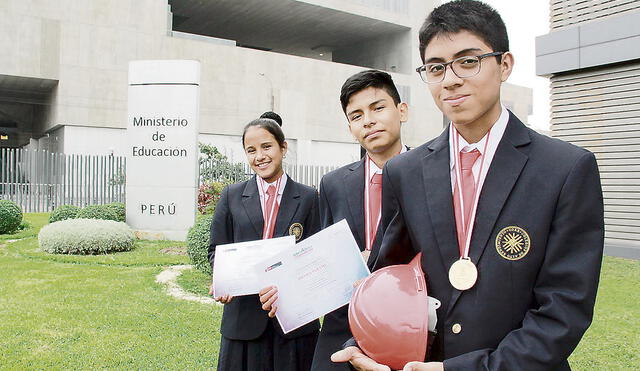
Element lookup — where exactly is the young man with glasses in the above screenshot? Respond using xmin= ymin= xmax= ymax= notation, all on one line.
xmin=333 ymin=1 xmax=604 ymax=370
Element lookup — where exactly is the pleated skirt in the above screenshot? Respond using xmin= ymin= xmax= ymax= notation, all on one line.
xmin=217 ymin=321 xmax=318 ymax=371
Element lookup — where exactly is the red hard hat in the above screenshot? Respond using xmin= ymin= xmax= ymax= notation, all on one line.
xmin=348 ymin=253 xmax=428 ymax=370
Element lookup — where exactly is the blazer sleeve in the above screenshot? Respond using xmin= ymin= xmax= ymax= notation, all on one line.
xmin=208 ymin=185 xmax=233 ymax=270
xmin=444 ymin=152 xmax=605 ymax=370
xmin=318 ymin=177 xmax=334 ymax=229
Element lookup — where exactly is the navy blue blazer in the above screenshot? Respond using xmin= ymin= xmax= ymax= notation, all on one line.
xmin=369 ymin=113 xmax=604 ymax=370
xmin=208 ymin=175 xmax=321 ymax=341
xmin=312 ymin=158 xmax=367 ymax=371
xmin=312 ymin=146 xmax=409 ymax=371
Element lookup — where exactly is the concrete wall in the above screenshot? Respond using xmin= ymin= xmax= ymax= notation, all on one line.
xmin=296 ymin=0 xmax=412 ymax=26
xmin=0 ymin=0 xmax=446 ymax=163
xmin=537 ymin=1 xmax=640 ymax=249
xmin=333 ymin=31 xmax=413 ymax=74
xmin=501 ymin=83 xmax=533 ymax=125
xmin=1 ymin=0 xmax=533 ymax=166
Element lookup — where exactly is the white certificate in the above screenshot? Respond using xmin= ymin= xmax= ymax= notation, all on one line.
xmin=213 ymin=235 xmax=296 ymax=297
xmin=255 ymin=219 xmax=370 ymax=333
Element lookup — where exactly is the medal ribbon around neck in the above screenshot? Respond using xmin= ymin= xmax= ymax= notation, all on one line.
xmin=258 ymin=175 xmax=283 ymax=240
xmin=448 ymin=125 xmax=492 ymax=291
xmin=364 ymin=155 xmax=382 ymax=252
xmin=452 ymin=125 xmax=491 ymax=260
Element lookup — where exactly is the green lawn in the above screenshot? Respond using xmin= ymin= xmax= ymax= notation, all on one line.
xmin=0 ymin=214 xmax=638 ymax=370
xmin=177 ymin=267 xmax=212 ymax=298
xmin=0 ymin=214 xmax=222 ymax=370
xmin=569 ymin=256 xmax=640 ymax=370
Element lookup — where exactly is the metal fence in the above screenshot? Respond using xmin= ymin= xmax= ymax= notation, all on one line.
xmin=198 ymin=158 xmax=338 ymax=189
xmin=1 ymin=148 xmax=338 ymax=212
xmin=0 ymin=148 xmax=126 ymax=212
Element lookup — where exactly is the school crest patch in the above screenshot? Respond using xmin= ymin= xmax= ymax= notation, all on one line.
xmin=289 ymin=223 xmax=303 ymax=242
xmin=495 ymin=226 xmax=530 ymax=261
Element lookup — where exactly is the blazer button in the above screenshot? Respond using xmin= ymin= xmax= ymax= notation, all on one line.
xmin=452 ymin=323 xmax=462 ymax=334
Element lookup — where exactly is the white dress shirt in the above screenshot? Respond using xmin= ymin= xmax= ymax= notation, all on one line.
xmin=257 ymin=173 xmax=288 ymax=213
xmin=449 ymin=105 xmax=509 ymax=192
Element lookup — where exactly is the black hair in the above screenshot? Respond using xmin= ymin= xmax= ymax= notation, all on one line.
xmin=339 ymin=69 xmax=402 ymax=113
xmin=241 ymin=118 xmax=286 ymax=148
xmin=419 ymin=0 xmax=509 ymax=63
xmin=259 ymin=111 xmax=283 ymax=127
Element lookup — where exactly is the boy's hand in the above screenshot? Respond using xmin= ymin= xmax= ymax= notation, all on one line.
xmin=402 ymin=362 xmax=444 ymax=371
xmin=331 ymin=346 xmax=391 ymax=371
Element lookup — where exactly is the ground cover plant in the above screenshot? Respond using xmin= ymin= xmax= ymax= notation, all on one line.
xmin=0 ymin=213 xmax=638 ymax=369
xmin=39 ymin=219 xmax=135 ymax=255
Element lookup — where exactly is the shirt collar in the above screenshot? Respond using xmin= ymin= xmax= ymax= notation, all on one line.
xmin=257 ymin=172 xmax=288 ymax=195
xmin=367 ymin=143 xmax=407 ymax=177
xmin=449 ymin=105 xmax=509 ymax=170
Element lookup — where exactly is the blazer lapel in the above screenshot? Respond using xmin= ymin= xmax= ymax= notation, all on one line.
xmin=469 ymin=114 xmax=530 ymax=263
xmin=422 ymin=129 xmax=459 ymax=272
xmin=274 ymin=179 xmax=301 ymax=238
xmin=447 ymin=113 xmax=531 ymax=315
xmin=242 ymin=176 xmax=264 ymax=237
xmin=344 ymin=158 xmax=366 ymax=250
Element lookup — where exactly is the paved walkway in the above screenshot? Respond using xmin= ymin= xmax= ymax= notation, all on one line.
xmin=155 ymin=265 xmax=221 ymax=306
xmin=605 ymin=244 xmax=640 ymax=260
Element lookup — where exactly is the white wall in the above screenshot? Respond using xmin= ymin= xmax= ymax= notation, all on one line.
xmin=62 ymin=126 xmax=129 ymax=156
xmin=0 ymin=0 xmax=448 ymax=154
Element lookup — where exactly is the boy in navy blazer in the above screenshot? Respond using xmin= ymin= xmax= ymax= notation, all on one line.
xmin=333 ymin=1 xmax=604 ymax=370
xmin=255 ymin=70 xmax=409 ymax=370
xmin=311 ymin=70 xmax=410 ymax=371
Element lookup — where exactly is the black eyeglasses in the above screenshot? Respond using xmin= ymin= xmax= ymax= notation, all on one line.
xmin=416 ymin=51 xmax=505 ymax=83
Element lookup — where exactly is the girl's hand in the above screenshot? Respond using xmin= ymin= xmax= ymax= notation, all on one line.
xmin=215 ymin=294 xmax=234 ymax=304
xmin=259 ymin=286 xmax=278 ymax=318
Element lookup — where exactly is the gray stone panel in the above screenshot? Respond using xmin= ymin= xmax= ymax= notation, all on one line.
xmin=536 ymin=49 xmax=580 ymax=76
xmin=580 ymin=35 xmax=640 ymax=69
xmin=535 ymin=26 xmax=579 ymax=56
xmin=580 ymin=11 xmax=640 ymax=46
xmin=536 ymin=10 xmax=640 ymax=76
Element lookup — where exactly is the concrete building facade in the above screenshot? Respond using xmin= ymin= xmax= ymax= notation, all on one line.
xmin=536 ymin=0 xmax=640 ymax=251
xmin=1 ymin=0 xmax=532 ymax=168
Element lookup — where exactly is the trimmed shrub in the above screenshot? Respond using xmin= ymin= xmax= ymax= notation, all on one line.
xmin=77 ymin=204 xmax=119 ymax=221
xmin=18 ymin=219 xmax=31 ymax=231
xmin=186 ymin=215 xmax=213 ymax=275
xmin=198 ymin=182 xmax=227 ymax=215
xmin=39 ymin=218 xmax=135 ymax=255
xmin=0 ymin=200 xmax=23 ymax=234
xmin=104 ymin=202 xmax=126 ymax=222
xmin=49 ymin=205 xmax=80 ymax=223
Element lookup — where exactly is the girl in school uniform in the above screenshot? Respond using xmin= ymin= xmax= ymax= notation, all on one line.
xmin=208 ymin=118 xmax=320 ymax=371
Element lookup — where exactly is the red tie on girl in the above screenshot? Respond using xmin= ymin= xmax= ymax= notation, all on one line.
xmin=263 ymin=185 xmax=280 ymax=239
xmin=368 ymin=173 xmax=383 ymax=247
xmin=453 ymin=149 xmax=481 ymax=256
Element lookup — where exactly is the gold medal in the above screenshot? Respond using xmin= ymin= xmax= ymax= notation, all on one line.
xmin=448 ymin=258 xmax=478 ymax=291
